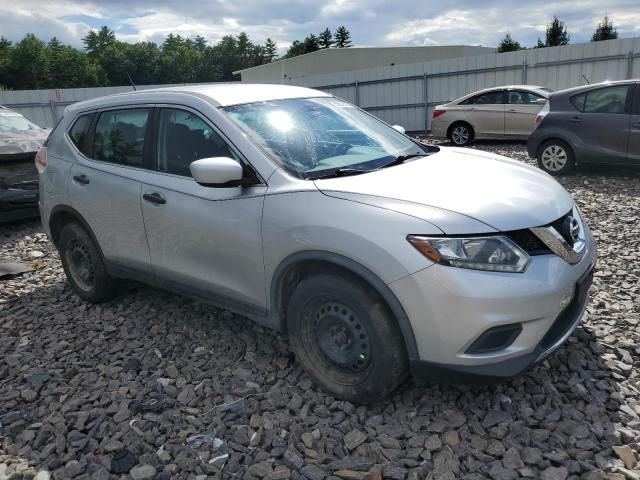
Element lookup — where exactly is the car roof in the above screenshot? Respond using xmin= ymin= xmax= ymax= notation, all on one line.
xmin=450 ymin=85 xmax=549 ymax=104
xmin=551 ymin=79 xmax=638 ymax=97
xmin=67 ymin=83 xmax=331 ymax=112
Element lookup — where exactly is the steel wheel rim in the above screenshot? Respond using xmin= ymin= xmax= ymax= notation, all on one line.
xmin=66 ymin=240 xmax=95 ymax=291
xmin=312 ymin=301 xmax=372 ymax=373
xmin=452 ymin=126 xmax=469 ymax=145
xmin=541 ymin=145 xmax=568 ymax=171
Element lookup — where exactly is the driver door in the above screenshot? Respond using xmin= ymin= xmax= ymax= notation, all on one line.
xmin=140 ymin=107 xmax=268 ymax=315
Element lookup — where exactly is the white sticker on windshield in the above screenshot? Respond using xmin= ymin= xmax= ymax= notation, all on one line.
xmin=0 ymin=112 xmax=22 ymax=117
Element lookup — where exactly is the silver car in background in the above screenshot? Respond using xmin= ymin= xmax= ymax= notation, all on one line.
xmin=431 ymin=85 xmax=552 ymax=146
xmin=38 ymin=84 xmax=595 ymax=402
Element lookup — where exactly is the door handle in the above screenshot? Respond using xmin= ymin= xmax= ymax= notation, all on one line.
xmin=143 ymin=192 xmax=166 ymax=205
xmin=632 ymin=122 xmax=640 ymax=129
xmin=508 ymin=109 xmax=517 ymax=112
xmin=568 ymin=117 xmax=582 ymax=124
xmin=73 ymin=174 xmax=90 ymax=185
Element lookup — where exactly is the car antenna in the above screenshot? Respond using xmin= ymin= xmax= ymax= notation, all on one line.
xmin=126 ymin=72 xmax=137 ymax=91
xmin=582 ymin=74 xmax=590 ymax=85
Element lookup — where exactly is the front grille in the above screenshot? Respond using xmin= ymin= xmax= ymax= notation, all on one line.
xmin=504 ymin=210 xmax=574 ymax=255
xmin=505 ymin=229 xmax=549 ymax=255
xmin=548 ymin=210 xmax=574 ymax=247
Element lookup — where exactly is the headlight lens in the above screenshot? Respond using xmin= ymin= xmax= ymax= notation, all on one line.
xmin=407 ymin=235 xmax=530 ymax=273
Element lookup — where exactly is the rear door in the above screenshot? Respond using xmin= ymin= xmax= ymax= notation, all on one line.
xmin=140 ymin=106 xmax=267 ymax=314
xmin=67 ymin=107 xmax=152 ymax=278
xmin=505 ymin=89 xmax=546 ymax=137
xmin=629 ymin=83 xmax=640 ymax=165
xmin=457 ymin=90 xmax=506 ymax=137
xmin=567 ymin=84 xmax=631 ymax=164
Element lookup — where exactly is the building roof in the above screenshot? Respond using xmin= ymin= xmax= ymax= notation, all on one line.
xmin=233 ymin=45 xmax=495 ymax=82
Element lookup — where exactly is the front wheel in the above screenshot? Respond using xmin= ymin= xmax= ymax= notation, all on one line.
xmin=537 ymin=140 xmax=575 ymax=175
xmin=287 ymin=273 xmax=408 ymax=403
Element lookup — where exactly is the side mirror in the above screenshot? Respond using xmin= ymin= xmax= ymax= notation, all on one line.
xmin=392 ymin=125 xmax=406 ymax=134
xmin=536 ymin=98 xmax=547 ymax=105
xmin=190 ymin=157 xmax=244 ymax=186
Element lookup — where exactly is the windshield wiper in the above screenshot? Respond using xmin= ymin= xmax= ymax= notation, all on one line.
xmin=310 ymin=168 xmax=374 ymax=179
xmin=381 ymin=152 xmax=428 ymax=169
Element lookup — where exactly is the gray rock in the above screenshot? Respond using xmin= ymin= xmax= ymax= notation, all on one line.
xmin=300 ymin=464 xmax=326 ymax=480
xmin=130 ymin=464 xmax=157 ymax=480
xmin=344 ymin=429 xmax=367 ymax=450
xmin=488 ymin=463 xmax=517 ymax=480
xmin=540 ymin=467 xmax=568 ymax=480
xmin=502 ymin=448 xmax=524 ymax=470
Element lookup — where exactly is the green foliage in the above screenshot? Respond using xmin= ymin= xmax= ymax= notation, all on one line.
xmin=283 ymin=25 xmax=353 ymax=59
xmin=592 ymin=16 xmax=618 ymax=42
xmin=318 ymin=28 xmax=334 ymax=49
xmin=0 ymin=28 xmax=280 ymax=89
xmin=334 ymin=26 xmax=352 ymax=48
xmin=544 ymin=16 xmax=570 ymax=47
xmin=497 ymin=33 xmax=522 ymax=53
xmin=263 ymin=38 xmax=278 ymax=62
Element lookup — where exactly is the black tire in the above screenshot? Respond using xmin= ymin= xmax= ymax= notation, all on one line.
xmin=536 ymin=139 xmax=575 ymax=175
xmin=448 ymin=122 xmax=474 ymax=146
xmin=58 ymin=222 xmax=116 ymax=303
xmin=287 ymin=273 xmax=409 ymax=403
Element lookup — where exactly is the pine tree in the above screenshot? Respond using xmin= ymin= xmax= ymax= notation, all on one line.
xmin=591 ymin=16 xmax=618 ymax=42
xmin=545 ymin=17 xmax=569 ymax=47
xmin=497 ymin=33 xmax=522 ymax=53
xmin=264 ymin=38 xmax=278 ymax=62
xmin=318 ymin=28 xmax=334 ymax=49
xmin=334 ymin=26 xmax=352 ymax=48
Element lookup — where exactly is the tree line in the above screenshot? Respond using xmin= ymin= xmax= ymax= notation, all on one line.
xmin=497 ymin=16 xmax=619 ymax=53
xmin=0 ymin=25 xmax=353 ymax=90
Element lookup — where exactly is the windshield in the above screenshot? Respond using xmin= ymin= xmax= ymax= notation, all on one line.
xmin=0 ymin=111 xmax=42 ymax=133
xmin=222 ymin=97 xmax=430 ymax=178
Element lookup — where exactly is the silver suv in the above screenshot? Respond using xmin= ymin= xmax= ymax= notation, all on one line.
xmin=38 ymin=84 xmax=596 ymax=402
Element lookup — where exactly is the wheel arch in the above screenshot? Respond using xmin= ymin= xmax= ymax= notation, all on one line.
xmin=49 ymin=205 xmax=105 ymax=259
xmin=447 ymin=120 xmax=475 ymax=140
xmin=269 ymin=250 xmax=420 ymax=361
xmin=536 ymin=136 xmax=575 ymax=159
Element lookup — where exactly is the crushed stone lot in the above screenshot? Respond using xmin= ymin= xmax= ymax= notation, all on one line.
xmin=1 ymin=141 xmax=640 ymax=480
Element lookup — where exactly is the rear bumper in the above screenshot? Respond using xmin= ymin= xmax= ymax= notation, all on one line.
xmin=526 ymin=135 xmax=541 ymax=158
xmin=0 ymin=189 xmax=39 ymax=223
xmin=410 ymin=263 xmax=594 ymax=381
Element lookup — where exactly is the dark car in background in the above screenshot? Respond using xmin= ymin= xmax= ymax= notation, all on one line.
xmin=528 ymin=79 xmax=640 ymax=175
xmin=0 ymin=106 xmax=50 ymax=222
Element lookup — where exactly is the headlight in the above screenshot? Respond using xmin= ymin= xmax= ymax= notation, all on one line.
xmin=407 ymin=235 xmax=530 ymax=273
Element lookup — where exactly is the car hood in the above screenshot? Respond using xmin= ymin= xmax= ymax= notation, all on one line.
xmin=0 ymin=129 xmax=50 ymax=157
xmin=314 ymin=146 xmax=574 ymax=232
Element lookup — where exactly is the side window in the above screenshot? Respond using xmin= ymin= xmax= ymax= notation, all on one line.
xmin=633 ymin=86 xmax=640 ymax=115
xmin=571 ymin=86 xmax=629 ymax=114
xmin=156 ymin=108 xmax=235 ymax=177
xmin=508 ymin=90 xmax=544 ymax=104
xmin=68 ymin=114 xmax=93 ymax=155
xmin=93 ymin=108 xmax=150 ymax=166
xmin=462 ymin=91 xmax=504 ymax=105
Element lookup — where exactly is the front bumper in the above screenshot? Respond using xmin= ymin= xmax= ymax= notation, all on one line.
xmin=389 ymin=227 xmax=597 ymax=379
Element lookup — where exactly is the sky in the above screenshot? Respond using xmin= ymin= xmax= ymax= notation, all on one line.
xmin=1 ymin=0 xmax=639 ymax=52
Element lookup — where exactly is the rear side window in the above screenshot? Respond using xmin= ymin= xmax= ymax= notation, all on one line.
xmin=508 ymin=90 xmax=545 ymax=104
xmin=461 ymin=91 xmax=505 ymax=105
xmin=570 ymin=86 xmax=629 ymax=114
xmin=93 ymin=108 xmax=150 ymax=167
xmin=68 ymin=114 xmax=92 ymax=155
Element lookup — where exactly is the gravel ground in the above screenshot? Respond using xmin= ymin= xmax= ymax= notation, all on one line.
xmin=1 ymin=141 xmax=639 ymax=480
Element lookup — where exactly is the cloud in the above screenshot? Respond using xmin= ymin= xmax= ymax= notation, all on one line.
xmin=0 ymin=0 xmax=638 ymax=50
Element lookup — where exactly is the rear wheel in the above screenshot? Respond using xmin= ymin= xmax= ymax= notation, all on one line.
xmin=58 ymin=222 xmax=116 ymax=302
xmin=448 ymin=122 xmax=474 ymax=146
xmin=287 ymin=273 xmax=408 ymax=403
xmin=537 ymin=139 xmax=575 ymax=175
